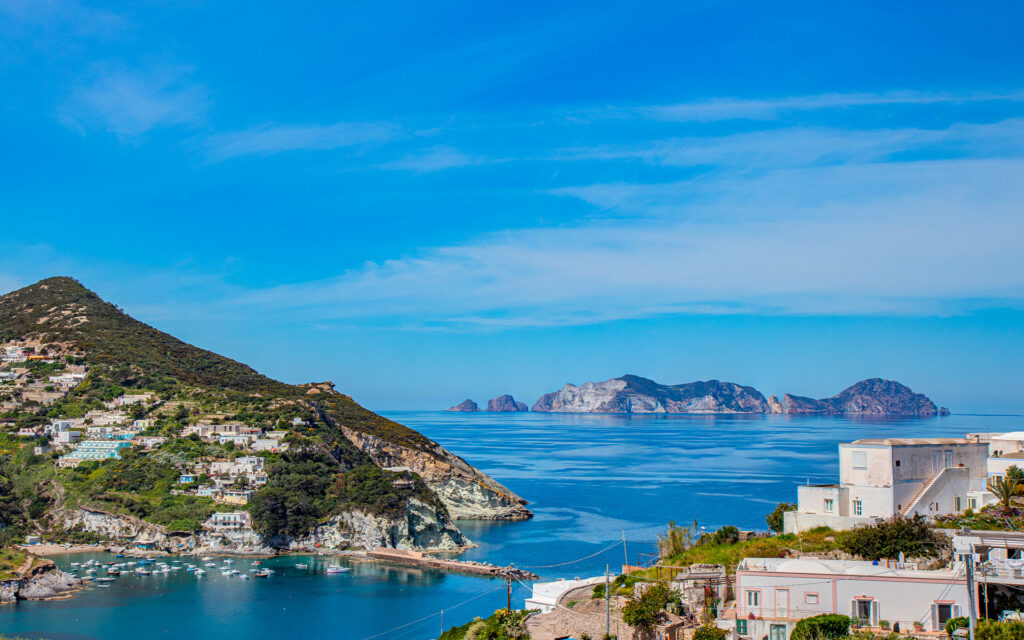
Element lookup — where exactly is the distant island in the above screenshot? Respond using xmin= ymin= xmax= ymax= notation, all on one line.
xmin=448 ymin=375 xmax=947 ymax=416
xmin=446 ymin=394 xmax=528 ymax=412
xmin=532 ymin=375 xmax=945 ymax=416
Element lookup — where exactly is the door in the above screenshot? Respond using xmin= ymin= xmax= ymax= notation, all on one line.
xmin=775 ymin=589 xmax=789 ymax=618
xmin=770 ymin=625 xmax=787 ymax=640
xmin=945 ymin=451 xmax=954 ymax=468
xmin=933 ymin=451 xmax=942 ymax=473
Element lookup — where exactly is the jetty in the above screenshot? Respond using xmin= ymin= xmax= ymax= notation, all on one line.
xmin=365 ymin=548 xmax=538 ymax=580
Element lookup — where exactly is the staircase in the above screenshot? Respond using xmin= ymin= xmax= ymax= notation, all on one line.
xmin=899 ymin=469 xmax=945 ymax=516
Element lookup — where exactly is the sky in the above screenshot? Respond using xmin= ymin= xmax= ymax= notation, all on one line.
xmin=1 ymin=1 xmax=1023 ymax=412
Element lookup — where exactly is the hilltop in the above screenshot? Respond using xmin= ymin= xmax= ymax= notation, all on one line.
xmin=0 ymin=277 xmax=529 ymax=555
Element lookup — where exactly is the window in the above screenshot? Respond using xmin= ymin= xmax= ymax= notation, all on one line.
xmin=770 ymin=625 xmax=787 ymax=640
xmin=805 ymin=593 xmax=819 ymax=605
xmin=955 ymin=497 xmax=962 ymax=511
xmin=936 ymin=603 xmax=953 ymax=625
xmin=747 ymin=590 xmax=760 ymax=607
xmin=852 ymin=451 xmax=867 ymax=469
xmin=895 ymin=460 xmax=901 ymax=467
xmin=969 ymin=497 xmax=978 ymax=509
xmin=856 ymin=599 xmax=872 ymax=622
xmin=736 ymin=620 xmax=748 ymax=635
xmin=945 ymin=451 xmax=954 ymax=468
xmin=853 ymin=500 xmax=863 ymax=516
xmin=824 ymin=499 xmax=834 ymax=513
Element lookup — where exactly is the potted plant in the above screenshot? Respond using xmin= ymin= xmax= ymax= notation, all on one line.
xmin=880 ymin=620 xmax=891 ymax=631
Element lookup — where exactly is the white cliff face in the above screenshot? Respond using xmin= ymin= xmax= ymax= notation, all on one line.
xmin=532 ymin=376 xmax=769 ymax=413
xmin=340 ymin=427 xmax=531 ymax=521
xmin=286 ymin=499 xmax=467 ymax=552
xmin=60 ymin=506 xmax=168 ymax=542
xmin=533 ymin=379 xmax=629 ymax=413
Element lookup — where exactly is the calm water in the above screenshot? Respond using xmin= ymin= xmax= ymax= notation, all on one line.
xmin=2 ymin=412 xmax=1019 ymax=640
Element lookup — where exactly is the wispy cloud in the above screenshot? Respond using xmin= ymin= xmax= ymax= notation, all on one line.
xmin=203 ymin=122 xmax=402 ymax=161
xmin=231 ymin=156 xmax=1024 ymax=327
xmin=60 ymin=64 xmax=207 ymax=137
xmin=379 ymin=146 xmax=483 ymax=173
xmin=0 ymin=0 xmax=127 ymax=38
xmin=576 ymin=90 xmax=1024 ymax=123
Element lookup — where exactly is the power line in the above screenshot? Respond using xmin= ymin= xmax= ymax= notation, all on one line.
xmin=355 ymin=583 xmax=508 ymax=640
xmin=520 ymin=539 xmax=624 ymax=569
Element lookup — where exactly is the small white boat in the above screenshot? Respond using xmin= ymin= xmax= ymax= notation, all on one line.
xmin=96 ymin=583 xmax=112 ymax=588
xmin=294 ymin=563 xmax=308 ymax=569
xmin=325 ymin=566 xmax=350 ymax=574
xmin=239 ymin=574 xmax=250 ymax=580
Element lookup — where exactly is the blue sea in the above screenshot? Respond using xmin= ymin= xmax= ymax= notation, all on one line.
xmin=1 ymin=412 xmax=1018 ymax=640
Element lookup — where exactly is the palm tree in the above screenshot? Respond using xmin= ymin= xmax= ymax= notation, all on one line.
xmin=988 ymin=476 xmax=1020 ymax=510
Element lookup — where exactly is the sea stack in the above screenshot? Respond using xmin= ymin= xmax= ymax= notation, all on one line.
xmin=487 ymin=394 xmax=528 ymax=412
xmin=446 ymin=399 xmax=479 ymax=412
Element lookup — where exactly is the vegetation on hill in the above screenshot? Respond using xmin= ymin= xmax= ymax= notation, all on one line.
xmin=437 ymin=609 xmax=532 ymax=640
xmin=0 ymin=276 xmax=465 ymax=544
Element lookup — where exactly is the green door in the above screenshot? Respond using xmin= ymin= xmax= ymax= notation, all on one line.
xmin=770 ymin=624 xmax=787 ymax=640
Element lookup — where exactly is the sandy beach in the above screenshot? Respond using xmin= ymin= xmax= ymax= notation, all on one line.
xmin=18 ymin=543 xmax=112 ymax=556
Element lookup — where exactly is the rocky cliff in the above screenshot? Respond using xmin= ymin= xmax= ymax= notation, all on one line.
xmin=446 ymin=399 xmax=479 ymax=412
xmin=767 ymin=378 xmax=939 ymax=416
xmin=0 ymin=556 xmax=81 ymax=604
xmin=341 ymin=426 xmax=532 ymax=520
xmin=532 ymin=375 xmax=768 ymax=413
xmin=533 ymin=375 xmax=941 ymax=416
xmin=486 ymin=394 xmax=528 ymax=412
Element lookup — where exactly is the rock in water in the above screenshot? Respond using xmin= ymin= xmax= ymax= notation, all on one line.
xmin=446 ymin=399 xmax=479 ymax=412
xmin=533 ymin=374 xmax=943 ymax=416
xmin=531 ymin=375 xmax=768 ymax=413
xmin=486 ymin=394 xmax=528 ymax=412
xmin=768 ymin=378 xmax=940 ymax=416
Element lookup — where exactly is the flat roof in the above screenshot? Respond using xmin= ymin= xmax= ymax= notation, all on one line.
xmin=738 ymin=557 xmax=963 ymax=579
xmin=847 ymin=438 xmax=975 ymax=446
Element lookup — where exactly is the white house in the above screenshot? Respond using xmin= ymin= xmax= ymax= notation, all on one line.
xmin=785 ymin=437 xmax=989 ymax=533
xmin=524 ymin=576 xmax=607 ymax=613
xmin=718 ymin=557 xmax=969 ymax=640
xmin=202 ymin=511 xmax=252 ymax=531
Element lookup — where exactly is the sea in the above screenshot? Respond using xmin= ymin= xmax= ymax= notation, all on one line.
xmin=1 ymin=411 xmax=1019 ymax=640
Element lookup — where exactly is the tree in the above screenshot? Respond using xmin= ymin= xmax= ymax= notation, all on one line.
xmin=622 ymin=584 xmax=677 ymax=640
xmin=767 ymin=502 xmax=796 ymax=533
xmin=988 ymin=476 xmax=1020 ymax=510
xmin=657 ymin=521 xmax=694 ymax=559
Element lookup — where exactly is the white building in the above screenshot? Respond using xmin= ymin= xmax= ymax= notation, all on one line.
xmin=719 ymin=557 xmax=968 ymax=640
xmin=785 ymin=438 xmax=989 ymax=533
xmin=203 ymin=511 xmax=252 ymax=531
xmin=524 ymin=576 xmax=607 ymax=613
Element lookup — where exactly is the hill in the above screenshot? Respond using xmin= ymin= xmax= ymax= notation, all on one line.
xmin=0 ymin=277 xmax=529 ymax=554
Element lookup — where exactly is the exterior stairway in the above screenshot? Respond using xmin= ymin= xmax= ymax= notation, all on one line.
xmin=899 ymin=469 xmax=945 ymax=516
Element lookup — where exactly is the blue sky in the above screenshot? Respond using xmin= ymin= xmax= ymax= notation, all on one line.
xmin=1 ymin=1 xmax=1023 ymax=412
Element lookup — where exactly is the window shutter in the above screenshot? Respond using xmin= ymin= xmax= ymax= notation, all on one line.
xmin=931 ymin=604 xmax=939 ymax=631
xmin=852 ymin=600 xmax=859 ymax=622
xmin=953 ymin=605 xmax=961 ymax=619
xmin=871 ymin=601 xmax=879 ymax=627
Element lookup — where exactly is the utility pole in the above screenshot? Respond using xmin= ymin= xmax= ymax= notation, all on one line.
xmin=440 ymin=609 xmax=444 ymax=635
xmin=505 ymin=565 xmax=513 ymax=612
xmin=622 ymin=530 xmax=628 ymax=569
xmin=606 ymin=564 xmax=611 ymax=640
xmin=959 ymin=528 xmax=978 ymax=640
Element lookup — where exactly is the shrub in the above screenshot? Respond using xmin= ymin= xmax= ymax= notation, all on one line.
xmin=946 ymin=617 xmax=969 ymax=637
xmin=622 ymin=584 xmax=678 ymax=631
xmin=790 ymin=614 xmax=851 ymax=640
xmin=693 ymin=625 xmax=727 ymax=640
xmin=977 ymin=619 xmax=1024 ymax=640
xmin=837 ymin=516 xmax=950 ymax=560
